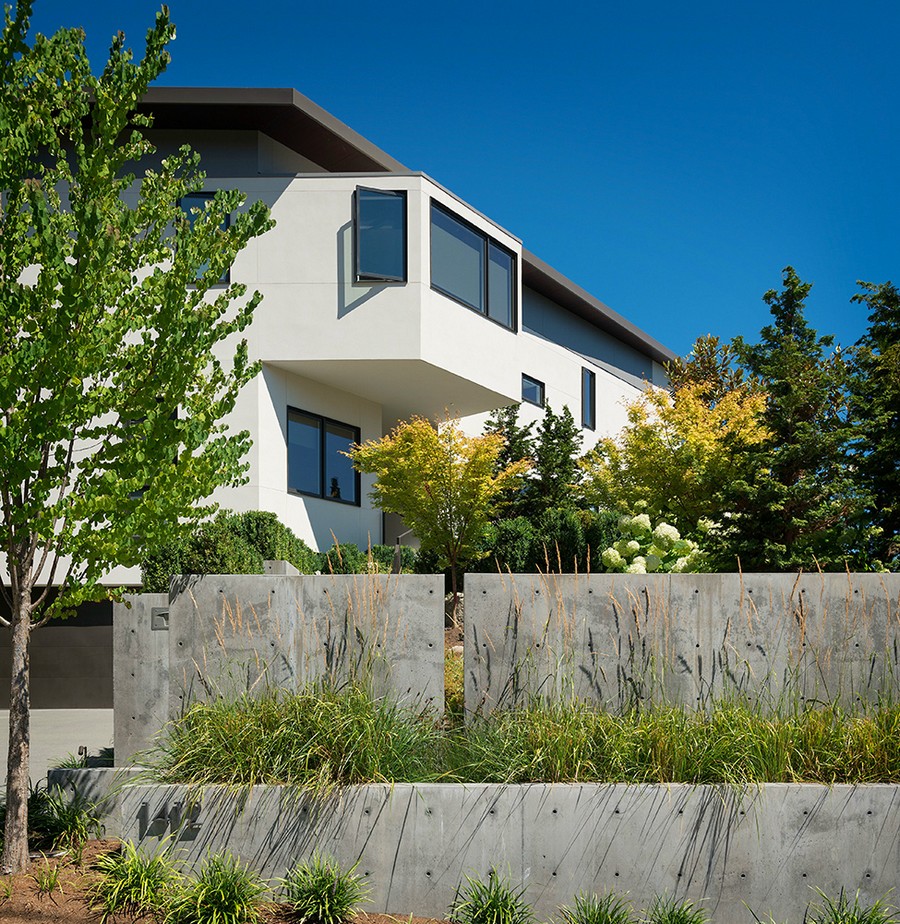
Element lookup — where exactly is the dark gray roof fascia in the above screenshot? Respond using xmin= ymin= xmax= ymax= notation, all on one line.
xmin=140 ymin=87 xmax=675 ymax=365
xmin=140 ymin=87 xmax=408 ymax=173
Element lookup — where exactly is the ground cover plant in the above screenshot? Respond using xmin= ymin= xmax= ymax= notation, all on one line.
xmin=280 ymin=851 xmax=370 ymax=924
xmin=86 ymin=839 xmax=181 ymax=922
xmin=148 ymin=683 xmax=900 ymax=789
xmin=450 ymin=868 xmax=533 ymax=924
xmin=165 ymin=850 xmax=268 ymax=924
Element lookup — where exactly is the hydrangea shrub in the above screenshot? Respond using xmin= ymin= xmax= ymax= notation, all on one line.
xmin=600 ymin=513 xmax=705 ymax=573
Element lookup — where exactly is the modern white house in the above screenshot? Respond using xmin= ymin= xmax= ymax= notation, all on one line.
xmin=136 ymin=87 xmax=676 ymax=554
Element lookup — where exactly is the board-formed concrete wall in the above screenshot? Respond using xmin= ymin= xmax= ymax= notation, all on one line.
xmin=50 ymin=769 xmax=900 ymax=924
xmin=465 ymin=572 xmax=900 ymax=714
xmin=114 ymin=572 xmax=443 ymax=764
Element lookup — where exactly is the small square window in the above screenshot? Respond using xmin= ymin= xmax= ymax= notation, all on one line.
xmin=522 ymin=374 xmax=545 ymax=407
xmin=582 ymin=368 xmax=596 ymax=430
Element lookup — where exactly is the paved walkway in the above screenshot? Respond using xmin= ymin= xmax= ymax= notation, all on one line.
xmin=0 ymin=709 xmax=113 ymax=790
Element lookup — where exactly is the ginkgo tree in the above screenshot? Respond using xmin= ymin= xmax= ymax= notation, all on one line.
xmin=348 ymin=415 xmax=530 ymax=616
xmin=0 ymin=3 xmax=272 ymax=871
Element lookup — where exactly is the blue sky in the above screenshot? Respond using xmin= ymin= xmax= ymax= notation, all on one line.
xmin=26 ymin=0 xmax=900 ymax=358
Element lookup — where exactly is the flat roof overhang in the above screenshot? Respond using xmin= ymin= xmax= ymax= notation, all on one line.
xmin=141 ymin=87 xmax=677 ymax=366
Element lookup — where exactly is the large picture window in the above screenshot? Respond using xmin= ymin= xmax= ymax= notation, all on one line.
xmin=355 ymin=187 xmax=407 ymax=282
xmin=430 ymin=201 xmax=516 ymax=330
xmin=287 ymin=408 xmax=360 ymax=505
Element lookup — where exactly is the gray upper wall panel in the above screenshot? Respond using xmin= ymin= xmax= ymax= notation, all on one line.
xmin=139 ymin=87 xmax=676 ymax=366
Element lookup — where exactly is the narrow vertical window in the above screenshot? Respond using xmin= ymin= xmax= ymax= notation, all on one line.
xmin=582 ymin=368 xmax=596 ymax=430
xmin=355 ymin=187 xmax=407 ymax=282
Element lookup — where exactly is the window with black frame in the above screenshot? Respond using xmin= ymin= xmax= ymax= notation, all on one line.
xmin=521 ymin=374 xmax=545 ymax=407
xmin=355 ymin=187 xmax=407 ymax=282
xmin=582 ymin=368 xmax=596 ymax=430
xmin=430 ymin=201 xmax=516 ymax=330
xmin=287 ymin=408 xmax=360 ymax=505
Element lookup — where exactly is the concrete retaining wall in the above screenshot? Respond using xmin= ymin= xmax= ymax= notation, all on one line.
xmin=51 ymin=769 xmax=900 ymax=924
xmin=114 ymin=572 xmax=443 ymax=764
xmin=465 ymin=573 xmax=900 ymax=714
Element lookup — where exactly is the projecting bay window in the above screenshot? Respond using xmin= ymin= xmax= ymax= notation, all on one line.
xmin=287 ymin=408 xmax=360 ymax=505
xmin=355 ymin=187 xmax=407 ymax=282
xmin=430 ymin=201 xmax=516 ymax=330
xmin=582 ymin=368 xmax=596 ymax=430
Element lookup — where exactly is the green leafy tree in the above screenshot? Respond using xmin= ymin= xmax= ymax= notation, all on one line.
xmin=729 ymin=267 xmax=861 ymax=570
xmin=849 ymin=281 xmax=900 ymax=567
xmin=0 ymin=4 xmax=272 ymax=870
xmin=580 ymin=378 xmax=770 ymax=536
xmin=348 ymin=415 xmax=530 ymax=610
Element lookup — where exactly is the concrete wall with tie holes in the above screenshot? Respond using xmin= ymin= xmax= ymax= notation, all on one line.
xmin=113 ymin=571 xmax=444 ymax=764
xmin=102 ymin=571 xmax=900 ymax=923
xmin=50 ymin=769 xmax=900 ymax=924
xmin=464 ymin=572 xmax=900 ymax=714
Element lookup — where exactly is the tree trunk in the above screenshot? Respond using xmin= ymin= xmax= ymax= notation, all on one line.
xmin=3 ymin=594 xmax=32 ymax=873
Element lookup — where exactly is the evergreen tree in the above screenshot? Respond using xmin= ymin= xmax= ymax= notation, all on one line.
xmin=728 ymin=267 xmax=860 ymax=570
xmin=525 ymin=404 xmax=583 ymax=516
xmin=849 ymin=281 xmax=900 ymax=567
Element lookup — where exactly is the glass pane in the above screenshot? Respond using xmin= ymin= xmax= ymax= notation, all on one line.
xmin=357 ymin=188 xmax=406 ymax=281
xmin=488 ymin=243 xmax=513 ymax=328
xmin=582 ymin=368 xmax=596 ymax=429
xmin=324 ymin=422 xmax=358 ymax=503
xmin=522 ymin=375 xmax=544 ymax=407
xmin=431 ymin=205 xmax=484 ymax=311
xmin=288 ymin=412 xmax=321 ymax=495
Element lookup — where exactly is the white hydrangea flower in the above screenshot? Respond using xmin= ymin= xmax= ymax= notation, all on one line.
xmin=617 ymin=514 xmax=633 ymax=533
xmin=624 ymin=539 xmax=641 ymax=558
xmin=671 ymin=556 xmax=690 ymax=573
xmin=601 ymin=547 xmax=624 ymax=570
xmin=629 ymin=513 xmax=652 ymax=535
xmin=652 ymin=522 xmax=680 ymax=549
xmin=645 ymin=553 xmax=661 ymax=573
xmin=647 ymin=545 xmax=666 ymax=560
xmin=625 ymin=560 xmax=647 ymax=574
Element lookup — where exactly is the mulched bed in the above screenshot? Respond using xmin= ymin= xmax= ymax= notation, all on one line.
xmin=0 ymin=840 xmax=449 ymax=924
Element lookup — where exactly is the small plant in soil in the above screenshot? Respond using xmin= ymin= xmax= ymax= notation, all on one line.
xmin=280 ymin=851 xmax=370 ymax=924
xmin=165 ymin=850 xmax=267 ymax=924
xmin=559 ymin=892 xmax=636 ymax=924
xmin=87 ymin=840 xmax=181 ymax=923
xmin=807 ymin=889 xmax=897 ymax=924
xmin=450 ymin=867 xmax=534 ymax=924
xmin=30 ymin=856 xmax=63 ymax=900
xmin=645 ymin=896 xmax=708 ymax=924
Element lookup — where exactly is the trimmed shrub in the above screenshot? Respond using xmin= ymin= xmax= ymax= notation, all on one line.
xmin=531 ymin=507 xmax=585 ymax=572
xmin=226 ymin=510 xmax=321 ymax=573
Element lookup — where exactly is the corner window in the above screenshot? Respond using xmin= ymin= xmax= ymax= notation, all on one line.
xmin=582 ymin=368 xmax=596 ymax=430
xmin=355 ymin=187 xmax=407 ymax=282
xmin=522 ymin=374 xmax=545 ymax=407
xmin=430 ymin=201 xmax=516 ymax=330
xmin=287 ymin=408 xmax=360 ymax=505
xmin=179 ymin=192 xmax=230 ymax=284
